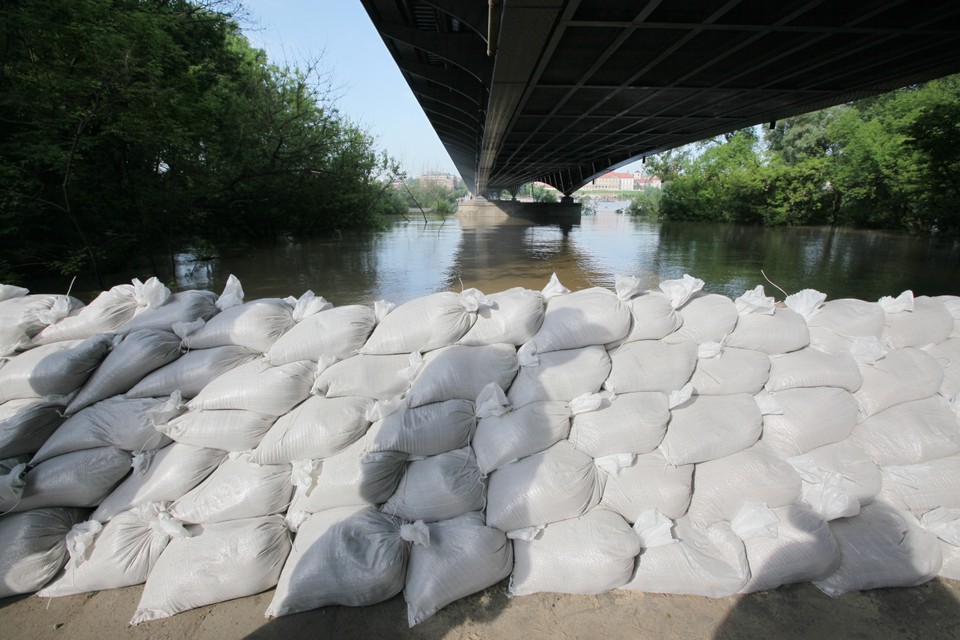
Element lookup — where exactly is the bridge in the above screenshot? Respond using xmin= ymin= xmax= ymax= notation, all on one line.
xmin=360 ymin=0 xmax=960 ymax=197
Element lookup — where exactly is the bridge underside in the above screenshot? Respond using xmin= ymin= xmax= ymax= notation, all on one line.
xmin=361 ymin=0 xmax=960 ymax=196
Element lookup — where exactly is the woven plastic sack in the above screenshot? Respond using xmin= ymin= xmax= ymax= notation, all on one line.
xmin=313 ymin=353 xmax=412 ymax=400
xmin=604 ymin=340 xmax=697 ymax=395
xmin=0 ymin=294 xmax=84 ymax=354
xmin=118 ymin=290 xmax=218 ymax=336
xmin=381 ymin=447 xmax=485 ymax=522
xmin=10 ymin=447 xmax=132 ymax=513
xmin=187 ymin=359 xmax=315 ymax=417
xmin=406 ymin=344 xmax=518 ymax=408
xmin=766 ymin=348 xmax=863 ymax=392
xmin=508 ymin=346 xmax=611 ymax=407
xmin=850 ymin=396 xmax=960 ymax=466
xmin=0 ymin=284 xmax=29 ymax=303
xmin=0 ymin=334 xmax=111 ymax=403
xmin=486 ymin=441 xmax=604 ymax=532
xmin=126 ymin=345 xmax=259 ymax=399
xmin=132 ymin=515 xmax=290 ymax=624
xmin=690 ymin=346 xmax=770 ymax=396
xmin=252 ymin=395 xmax=371 ymax=465
xmin=473 ymin=400 xmax=570 ymax=474
xmin=799 ymin=439 xmax=882 ymax=508
xmin=663 ymin=294 xmax=738 ymax=346
xmin=882 ymin=296 xmax=954 ymax=349
xmin=807 ymin=298 xmax=885 ymax=354
xmin=876 ymin=454 xmax=960 ymax=514
xmin=923 ymin=338 xmax=960 ymax=399
xmin=760 ymin=387 xmax=859 ymax=458
xmin=364 ymin=398 xmax=475 ymax=457
xmin=458 ymin=287 xmax=544 ymax=347
xmin=181 ymin=298 xmax=294 ymax=353
xmin=600 ymin=450 xmax=693 ymax=522
xmin=158 ymin=409 xmax=275 ymax=452
xmin=569 ymin=392 xmax=668 ymax=458
xmin=404 ymin=511 xmax=513 ymax=627
xmin=265 ymin=305 xmax=376 ymax=366
xmin=0 ymin=397 xmax=67 ymax=459
xmin=510 ymin=507 xmax=641 ymax=596
xmin=360 ymin=291 xmax=480 ymax=355
xmin=265 ymin=506 xmax=407 ymax=617
xmin=854 ymin=347 xmax=943 ymax=419
xmin=725 ymin=307 xmax=809 ymax=355
xmin=0 ymin=507 xmax=87 ymax=597
xmin=522 ymin=287 xmax=632 ymax=355
xmin=621 ymin=292 xmax=683 ymax=343
xmin=659 ymin=394 xmax=762 ymax=466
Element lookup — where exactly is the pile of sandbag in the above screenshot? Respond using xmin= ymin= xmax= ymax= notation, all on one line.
xmin=0 ymin=272 xmax=957 ymax=628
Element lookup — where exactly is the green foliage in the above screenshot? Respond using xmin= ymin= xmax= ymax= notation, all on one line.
xmin=626 ymin=188 xmax=661 ymax=217
xmin=397 ymin=177 xmax=462 ymax=215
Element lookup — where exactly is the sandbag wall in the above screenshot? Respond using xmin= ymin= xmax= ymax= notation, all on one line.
xmin=0 ymin=273 xmax=958 ymax=627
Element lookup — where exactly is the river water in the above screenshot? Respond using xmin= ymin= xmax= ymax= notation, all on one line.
xmin=28 ymin=202 xmax=960 ymax=305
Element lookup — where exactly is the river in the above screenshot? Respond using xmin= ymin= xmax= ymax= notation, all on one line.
xmin=24 ymin=202 xmax=960 ymax=305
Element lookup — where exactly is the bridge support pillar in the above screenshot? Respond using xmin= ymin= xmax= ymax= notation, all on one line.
xmin=560 ymin=195 xmax=574 ymax=204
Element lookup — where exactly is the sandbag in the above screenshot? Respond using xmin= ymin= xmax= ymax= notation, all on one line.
xmin=364 ymin=399 xmax=475 ymax=457
xmin=132 ymin=515 xmax=290 ymax=624
xmin=251 ymin=395 xmax=372 ymax=465
xmin=118 ymin=290 xmax=218 ymax=335
xmin=807 ymin=298 xmax=884 ymax=354
xmin=404 ymin=511 xmax=513 ymax=627
xmin=876 ymin=454 xmax=960 ymax=514
xmin=569 ymin=392 xmax=668 ymax=458
xmin=726 ymin=307 xmax=809 ymax=355
xmin=381 ymin=447 xmax=485 ymax=522
xmin=473 ymin=400 xmax=571 ymax=474
xmin=508 ymin=345 xmax=611 ymax=407
xmin=0 ymin=284 xmax=29 ymax=303
xmin=125 ymin=345 xmax=259 ymax=399
xmin=814 ymin=502 xmax=942 ymax=596
xmin=406 ymin=344 xmax=518 ymax=408
xmin=621 ymin=292 xmax=682 ymax=343
xmin=522 ymin=287 xmax=631 ymax=354
xmin=170 ymin=451 xmax=292 ymax=524
xmin=690 ymin=346 xmax=770 ymax=396
xmin=882 ymin=296 xmax=954 ymax=349
xmin=663 ymin=294 xmax=738 ymax=345
xmin=760 ymin=387 xmax=860 ymax=458
xmin=854 ymin=347 xmax=943 ymax=419
xmin=936 ymin=295 xmax=960 ymax=337
xmin=0 ymin=294 xmax=84 ymax=354
xmin=187 ymin=359 xmax=315 ymax=417
xmin=10 ymin=447 xmax=132 ymax=513
xmin=360 ymin=291 xmax=479 ymax=355
xmin=313 ymin=353 xmax=412 ymax=400
xmin=600 ymin=451 xmax=693 ymax=522
xmin=766 ymin=348 xmax=863 ymax=392
xmin=157 ymin=409 xmax=276 ymax=452
xmin=0 ymin=507 xmax=87 ymax=598
xmin=66 ymin=330 xmax=182 ymax=415
xmin=922 ymin=337 xmax=960 ymax=399
xmin=659 ymin=394 xmax=762 ymax=465
xmin=604 ymin=340 xmax=697 ymax=394
xmin=32 ymin=396 xmax=176 ymax=464
xmin=486 ymin=441 xmax=604 ymax=532
xmin=510 ymin=507 xmax=641 ymax=596
xmin=850 ymin=396 xmax=960 ymax=466
xmin=91 ymin=443 xmax=226 ymax=522
xmin=0 ymin=334 xmax=111 ymax=403
xmin=38 ymin=503 xmax=187 ymax=597
xmin=181 ymin=298 xmax=294 ymax=353
xmin=265 ymin=305 xmax=376 ymax=366
xmin=458 ymin=287 xmax=544 ymax=347
xmin=265 ymin=506 xmax=407 ymax=616
xmin=0 ymin=397 xmax=67 ymax=459
xmin=798 ymin=439 xmax=882 ymax=508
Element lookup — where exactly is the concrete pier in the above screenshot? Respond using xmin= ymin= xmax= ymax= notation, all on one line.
xmin=456 ymin=197 xmax=581 ymax=225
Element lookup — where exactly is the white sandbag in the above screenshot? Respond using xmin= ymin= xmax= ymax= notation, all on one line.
xmin=621 ymin=292 xmax=683 ymax=343
xmin=287 ymin=438 xmax=406 ymax=516
xmin=0 ymin=507 xmax=87 ymax=598
xmin=0 ymin=284 xmax=29 ymax=303
xmin=0 ymin=458 xmax=27 ymax=511
xmin=935 ymin=295 xmax=960 ymax=338
xmin=405 ymin=511 xmax=513 ymax=627
xmin=522 ymin=288 xmax=631 ymax=355
xmin=187 ymin=359 xmax=315 ymax=416
xmin=364 ymin=399 xmax=476 ymax=457
xmin=10 ymin=447 xmax=132 ymax=513
xmin=604 ymin=340 xmax=697 ymax=395
xmin=265 ymin=506 xmax=406 ymax=616
xmin=32 ymin=396 xmax=176 ymax=464
xmin=687 ymin=443 xmax=802 ymax=527
xmin=132 ymin=515 xmax=290 ymax=624
xmin=118 ymin=289 xmax=218 ymax=335
xmin=510 ymin=507 xmax=641 ymax=596
xmin=486 ymin=441 xmax=603 ymax=532
xmin=181 ymin=298 xmax=294 ymax=353
xmin=923 ymin=337 xmax=960 ymax=399
xmin=800 ymin=440 xmax=883 ymax=508
xmin=0 ymin=334 xmax=111 ymax=403
xmin=157 ymin=409 xmax=275 ymax=452
xmin=854 ymin=347 xmax=943 ymax=419
xmin=125 ymin=345 xmax=259 ymax=399
xmin=738 ymin=504 xmax=839 ymax=593
xmin=0 ymin=397 xmax=66 ymax=459
xmin=663 ymin=294 xmax=738 ymax=346
xmin=600 ymin=451 xmax=693 ymax=522
xmin=473 ymin=400 xmax=570 ymax=474
xmin=690 ymin=346 xmax=770 ymax=396
xmin=726 ymin=307 xmax=810 ymax=355
xmin=458 ymin=287 xmax=544 ymax=347
xmin=508 ymin=345 xmax=611 ymax=407
xmin=66 ymin=329 xmax=183 ymax=415
xmin=876 ymin=454 xmax=960 ymax=514
xmin=169 ymin=451 xmax=291 ymax=524
xmin=659 ymin=394 xmax=762 ymax=466
xmin=251 ymin=395 xmax=372 ymax=465
xmin=766 ymin=348 xmax=863 ymax=392
xmin=360 ymin=291 xmax=479 ymax=355
xmin=813 ymin=502 xmax=942 ymax=596
xmin=569 ymin=392 xmax=668 ymax=459
xmin=882 ymin=296 xmax=954 ymax=349
xmin=381 ymin=447 xmax=485 ymax=522
xmin=265 ymin=305 xmax=376 ymax=366
xmin=91 ymin=443 xmax=226 ymax=522
xmin=760 ymin=387 xmax=859 ymax=458
xmin=621 ymin=517 xmax=749 ymax=597
xmin=406 ymin=344 xmax=518 ymax=408
xmin=38 ymin=503 xmax=188 ymax=597
xmin=0 ymin=294 xmax=85 ymax=353
xmin=850 ymin=396 xmax=960 ymax=466
xmin=313 ymin=353 xmax=411 ymax=400
xmin=807 ymin=298 xmax=885 ymax=353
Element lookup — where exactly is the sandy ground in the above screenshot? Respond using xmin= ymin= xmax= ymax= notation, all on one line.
xmin=1 ymin=577 xmax=958 ymax=640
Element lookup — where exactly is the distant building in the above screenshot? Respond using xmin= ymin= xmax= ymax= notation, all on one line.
xmin=586 ymin=171 xmax=662 ymax=191
xmin=419 ymin=171 xmax=459 ymax=190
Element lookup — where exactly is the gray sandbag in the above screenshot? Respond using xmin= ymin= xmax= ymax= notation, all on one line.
xmin=659 ymin=393 xmax=762 ymax=465
xmin=850 ymin=396 xmax=960 ymax=466
xmin=125 ymin=345 xmax=259 ymax=399
xmin=882 ymin=295 xmax=954 ymax=349
xmin=807 ymin=298 xmax=885 ymax=354
xmin=9 ymin=447 xmax=132 ymax=513
xmin=265 ymin=305 xmax=377 ymax=366
xmin=364 ymin=399 xmax=476 ymax=457
xmin=690 ymin=346 xmax=770 ymax=396
xmin=117 ymin=289 xmax=218 ymax=335
xmin=0 ymin=507 xmax=87 ymax=598
xmin=568 ymin=392 xmax=668 ymax=459
xmin=604 ymin=340 xmax=697 ymax=394
xmin=313 ymin=353 xmax=412 ymax=400
xmin=474 ymin=400 xmax=571 ymax=474
xmin=923 ymin=337 xmax=960 ymax=399
xmin=181 ymin=298 xmax=294 ymax=353
xmin=186 ymin=359 xmax=315 ymax=417
xmin=458 ymin=287 xmax=544 ymax=347
xmin=0 ymin=294 xmax=85 ymax=355
xmin=726 ymin=307 xmax=810 ymax=355
xmin=381 ymin=447 xmax=485 ymax=523
xmin=766 ymin=347 xmax=863 ymax=392
xmin=600 ymin=451 xmax=693 ymax=522
xmin=0 ymin=397 xmax=67 ymax=459
xmin=854 ymin=347 xmax=943 ymax=419
xmin=251 ymin=395 xmax=372 ymax=465
xmin=522 ymin=287 xmax=632 ymax=355
xmin=792 ymin=439 xmax=883 ymax=511
xmin=760 ymin=387 xmax=860 ymax=458
xmin=508 ymin=345 xmax=611 ymax=407
xmin=360 ymin=291 xmax=480 ymax=355
xmin=157 ymin=409 xmax=276 ymax=452
xmin=620 ymin=292 xmax=683 ymax=343
xmin=663 ymin=294 xmax=738 ymax=346
xmin=0 ymin=334 xmax=111 ymax=403
xmin=405 ymin=344 xmax=518 ymax=408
